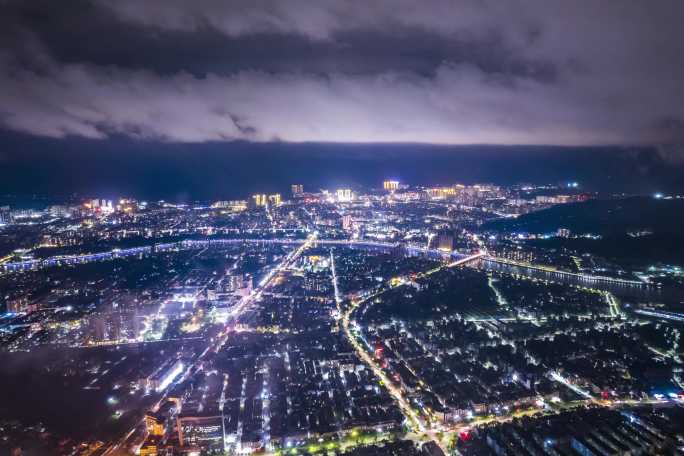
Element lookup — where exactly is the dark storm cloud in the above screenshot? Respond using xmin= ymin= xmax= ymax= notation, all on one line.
xmin=0 ymin=0 xmax=556 ymax=79
xmin=0 ymin=0 xmax=683 ymax=145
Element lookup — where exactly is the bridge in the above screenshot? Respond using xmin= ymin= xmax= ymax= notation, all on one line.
xmin=2 ymin=237 xmax=642 ymax=291
xmin=482 ymin=256 xmax=646 ymax=287
xmin=0 ymin=238 xmax=477 ymax=274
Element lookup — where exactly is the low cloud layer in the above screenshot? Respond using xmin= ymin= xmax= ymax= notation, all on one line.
xmin=1 ymin=0 xmax=683 ymax=145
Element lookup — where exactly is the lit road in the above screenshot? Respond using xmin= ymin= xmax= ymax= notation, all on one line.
xmin=336 ymin=248 xmax=664 ymax=454
xmin=339 ymin=251 xmax=484 ymax=454
xmin=483 ymin=256 xmax=645 ymax=287
xmin=9 ymin=232 xmax=662 ymax=455
xmin=549 ymin=371 xmax=593 ymax=400
xmin=0 ymin=237 xmax=470 ymax=274
xmin=329 ymin=248 xmax=343 ymax=317
xmin=342 ymin=293 xmax=426 ymax=432
xmin=605 ymin=291 xmax=621 ymax=317
xmin=102 ymin=234 xmax=317 ymax=455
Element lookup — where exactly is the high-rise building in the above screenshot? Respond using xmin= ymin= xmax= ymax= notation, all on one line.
xmin=268 ymin=194 xmax=281 ymax=206
xmin=89 ymin=311 xmax=140 ymax=343
xmin=177 ymin=414 xmax=224 ymax=448
xmin=383 ymin=180 xmax=399 ymax=191
xmin=0 ymin=206 xmax=11 ymax=225
xmin=222 ymin=273 xmax=252 ymax=295
xmin=85 ymin=198 xmax=114 ymax=213
xmin=557 ymin=228 xmax=571 ymax=238
xmin=304 ymin=275 xmax=328 ymax=293
xmin=291 ymin=184 xmax=303 ymax=196
xmin=252 ymin=194 xmax=267 ymax=207
xmin=145 ymin=412 xmax=166 ymax=436
xmin=336 ymin=188 xmax=353 ymax=202
xmin=47 ymin=205 xmax=71 ymax=218
xmin=342 ymin=214 xmax=353 ymax=231
xmin=139 ymin=436 xmax=162 ymax=456
xmin=211 ymin=200 xmax=247 ymax=212
xmin=6 ymin=296 xmax=29 ymax=313
xmin=436 ymin=231 xmax=454 ymax=251
xmin=426 ymin=187 xmax=458 ymax=200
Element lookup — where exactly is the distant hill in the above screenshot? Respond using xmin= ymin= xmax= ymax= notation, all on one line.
xmin=484 ymin=197 xmax=684 ymax=236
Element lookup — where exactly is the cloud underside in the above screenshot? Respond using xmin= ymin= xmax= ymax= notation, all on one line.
xmin=1 ymin=0 xmax=683 ymax=145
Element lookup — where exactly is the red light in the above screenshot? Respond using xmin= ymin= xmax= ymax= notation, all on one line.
xmin=374 ymin=342 xmax=384 ymax=359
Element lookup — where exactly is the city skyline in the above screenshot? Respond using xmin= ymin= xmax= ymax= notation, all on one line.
xmin=2 ymin=2 xmax=684 ymax=456
xmin=1 ymin=137 xmax=683 ymax=201
xmin=3 ymin=1 xmax=684 ymax=200
xmin=2 ymin=181 xmax=684 ymax=455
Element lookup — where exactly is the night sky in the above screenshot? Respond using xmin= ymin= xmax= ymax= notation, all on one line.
xmin=1 ymin=1 xmax=684 ymax=198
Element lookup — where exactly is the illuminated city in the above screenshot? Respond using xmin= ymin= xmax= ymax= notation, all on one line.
xmin=2 ymin=181 xmax=684 ymax=455
xmin=2 ymin=1 xmax=684 ymax=455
